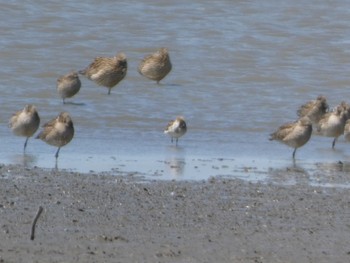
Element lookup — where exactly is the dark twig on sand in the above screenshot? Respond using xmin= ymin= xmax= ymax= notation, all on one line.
xmin=30 ymin=206 xmax=44 ymax=241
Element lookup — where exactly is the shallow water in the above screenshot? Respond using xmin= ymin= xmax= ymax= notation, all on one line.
xmin=2 ymin=1 xmax=350 ymax=184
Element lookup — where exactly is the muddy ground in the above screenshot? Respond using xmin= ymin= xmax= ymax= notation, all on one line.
xmin=0 ymin=163 xmax=350 ymax=263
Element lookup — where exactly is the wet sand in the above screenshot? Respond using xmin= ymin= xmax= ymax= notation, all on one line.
xmin=1 ymin=163 xmax=350 ymax=263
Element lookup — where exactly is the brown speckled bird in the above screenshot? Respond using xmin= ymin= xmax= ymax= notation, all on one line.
xmin=36 ymin=112 xmax=74 ymax=159
xmin=269 ymin=117 xmax=312 ymax=159
xmin=138 ymin=48 xmax=172 ymax=84
xmin=297 ymin=95 xmax=328 ymax=126
xmin=79 ymin=52 xmax=127 ymax=94
xmin=57 ymin=71 xmax=81 ymax=104
xmin=316 ymin=102 xmax=348 ymax=149
xmin=9 ymin=104 xmax=40 ymax=152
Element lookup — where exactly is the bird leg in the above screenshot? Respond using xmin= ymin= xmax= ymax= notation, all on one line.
xmin=55 ymin=147 xmax=61 ymax=159
xmin=332 ymin=137 xmax=337 ymax=149
xmin=24 ymin=137 xmax=29 ymax=152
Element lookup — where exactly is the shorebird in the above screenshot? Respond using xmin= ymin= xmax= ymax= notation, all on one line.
xmin=57 ymin=71 xmax=81 ymax=104
xmin=138 ymin=48 xmax=172 ymax=84
xmin=36 ymin=112 xmax=74 ymax=159
xmin=297 ymin=95 xmax=328 ymax=126
xmin=269 ymin=117 xmax=312 ymax=159
xmin=79 ymin=52 xmax=127 ymax=95
xmin=164 ymin=116 xmax=187 ymax=146
xmin=9 ymin=105 xmax=40 ymax=152
xmin=316 ymin=103 xmax=348 ymax=149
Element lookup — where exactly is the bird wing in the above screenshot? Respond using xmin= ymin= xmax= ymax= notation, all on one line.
xmin=270 ymin=122 xmax=295 ymax=141
xmin=297 ymin=100 xmax=314 ymax=117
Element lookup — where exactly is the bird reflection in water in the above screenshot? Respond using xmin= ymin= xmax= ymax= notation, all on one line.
xmin=165 ymin=158 xmax=186 ymax=177
xmin=11 ymin=153 xmax=37 ymax=168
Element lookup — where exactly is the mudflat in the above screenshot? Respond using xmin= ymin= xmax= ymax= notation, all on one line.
xmin=0 ymin=164 xmax=349 ymax=263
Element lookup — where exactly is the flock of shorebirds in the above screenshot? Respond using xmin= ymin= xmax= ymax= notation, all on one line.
xmin=270 ymin=95 xmax=350 ymax=159
xmin=11 ymin=47 xmax=347 ymax=162
xmin=9 ymin=47 xmax=187 ymax=159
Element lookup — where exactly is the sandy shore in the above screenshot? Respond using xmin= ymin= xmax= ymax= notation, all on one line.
xmin=0 ymin=164 xmax=350 ymax=263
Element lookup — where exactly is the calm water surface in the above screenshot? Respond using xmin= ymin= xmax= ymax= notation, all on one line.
xmin=2 ymin=1 xmax=350 ymax=184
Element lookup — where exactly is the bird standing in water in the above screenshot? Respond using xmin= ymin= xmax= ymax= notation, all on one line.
xmin=36 ymin=112 xmax=74 ymax=159
xmin=9 ymin=104 xmax=40 ymax=152
xmin=297 ymin=95 xmax=328 ymax=126
xmin=57 ymin=71 xmax=81 ymax=104
xmin=316 ymin=102 xmax=348 ymax=149
xmin=164 ymin=116 xmax=187 ymax=146
xmin=79 ymin=52 xmax=127 ymax=95
xmin=269 ymin=117 xmax=312 ymax=159
xmin=138 ymin=48 xmax=172 ymax=84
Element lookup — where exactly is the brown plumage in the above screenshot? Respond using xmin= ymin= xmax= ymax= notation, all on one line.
xmin=9 ymin=104 xmax=40 ymax=152
xmin=164 ymin=116 xmax=187 ymax=146
xmin=297 ymin=95 xmax=328 ymax=125
xmin=138 ymin=48 xmax=172 ymax=84
xmin=316 ymin=102 xmax=348 ymax=149
xmin=344 ymin=119 xmax=350 ymax=142
xmin=36 ymin=112 xmax=74 ymax=159
xmin=57 ymin=71 xmax=81 ymax=104
xmin=79 ymin=52 xmax=127 ymax=94
xmin=337 ymin=101 xmax=350 ymax=120
xmin=269 ymin=117 xmax=312 ymax=159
